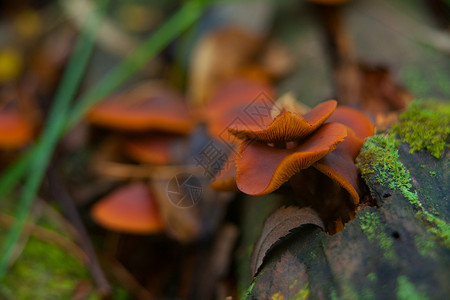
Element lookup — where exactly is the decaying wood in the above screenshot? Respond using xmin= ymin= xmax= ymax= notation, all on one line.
xmin=244 ymin=144 xmax=449 ymax=299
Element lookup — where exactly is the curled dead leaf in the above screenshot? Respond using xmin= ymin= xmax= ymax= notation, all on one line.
xmin=250 ymin=206 xmax=324 ymax=276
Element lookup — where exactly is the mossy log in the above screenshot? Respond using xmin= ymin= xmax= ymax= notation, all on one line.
xmin=242 ymin=104 xmax=450 ymax=299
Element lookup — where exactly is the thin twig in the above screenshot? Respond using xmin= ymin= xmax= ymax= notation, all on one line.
xmin=0 ymin=211 xmax=87 ymax=263
xmin=0 ymin=200 xmax=44 ymax=269
xmin=47 ymin=165 xmax=111 ymax=296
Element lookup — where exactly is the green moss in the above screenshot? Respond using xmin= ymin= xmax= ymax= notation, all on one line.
xmin=309 ymin=251 xmax=317 ymax=260
xmin=391 ymin=101 xmax=450 ymax=159
xmin=360 ymin=288 xmax=376 ymax=300
xmin=330 ymin=288 xmax=340 ymax=300
xmin=244 ymin=281 xmax=255 ymax=300
xmin=367 ymin=272 xmax=377 ymax=283
xmin=341 ymin=283 xmax=359 ymax=300
xmin=359 ymin=212 xmax=395 ymax=259
xmin=356 ymin=134 xmax=450 ymax=248
xmin=0 ymin=236 xmax=89 ymax=300
xmin=414 ymin=235 xmax=437 ymax=257
xmin=290 ymin=283 xmax=309 ymax=300
xmin=356 ymin=134 xmax=409 ymax=191
xmin=429 ymin=171 xmax=436 ymax=177
xmin=396 ymin=276 xmax=430 ymax=300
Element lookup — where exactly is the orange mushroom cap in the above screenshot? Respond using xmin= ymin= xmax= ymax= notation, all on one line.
xmin=327 ymin=106 xmax=374 ymax=141
xmin=123 ymin=135 xmax=183 ymax=165
xmin=310 ymin=107 xmax=373 ymax=204
xmin=313 ymin=127 xmax=364 ymax=204
xmin=235 ymin=122 xmax=347 ymax=195
xmin=210 ymin=150 xmax=239 ymax=192
xmin=204 ymin=78 xmax=275 ymax=143
xmin=87 ymin=83 xmax=192 ymax=134
xmin=91 ymin=182 xmax=164 ymax=234
xmin=229 ymin=100 xmax=337 ymax=143
xmin=0 ymin=110 xmax=33 ymax=149
xmin=211 ymin=99 xmax=374 ymax=198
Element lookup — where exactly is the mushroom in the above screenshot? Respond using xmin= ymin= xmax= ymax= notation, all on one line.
xmin=123 ymin=134 xmax=184 ymax=165
xmin=312 ymin=105 xmax=374 ymax=203
xmin=87 ymin=81 xmax=193 ymax=169
xmin=211 ymin=99 xmax=374 ymax=204
xmin=87 ymin=82 xmax=192 ymax=134
xmin=91 ymin=182 xmax=164 ymax=234
xmin=228 ymin=100 xmax=337 ymax=142
xmin=0 ymin=109 xmax=33 ymax=149
xmin=235 ymin=120 xmax=347 ymax=196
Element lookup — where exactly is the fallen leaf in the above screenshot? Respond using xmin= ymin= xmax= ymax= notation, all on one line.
xmin=250 ymin=206 xmax=324 ymax=276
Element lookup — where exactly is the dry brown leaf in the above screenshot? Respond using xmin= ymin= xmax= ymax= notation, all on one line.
xmin=250 ymin=206 xmax=324 ymax=276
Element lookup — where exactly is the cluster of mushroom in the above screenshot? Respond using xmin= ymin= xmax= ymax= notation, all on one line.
xmin=211 ymin=98 xmax=374 ymax=233
xmin=87 ymin=24 xmax=374 ymax=236
xmin=87 ymin=82 xmax=191 ymax=236
xmin=87 ymin=74 xmax=374 ymax=235
xmin=86 ymin=77 xmax=274 ymax=238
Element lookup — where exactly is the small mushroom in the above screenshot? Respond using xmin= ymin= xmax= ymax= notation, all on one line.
xmin=123 ymin=134 xmax=184 ymax=165
xmin=311 ymin=106 xmax=374 ymax=204
xmin=211 ymin=99 xmax=374 ymax=204
xmin=91 ymin=182 xmax=164 ymax=234
xmin=235 ymin=122 xmax=347 ymax=195
xmin=87 ymin=82 xmax=192 ymax=134
xmin=0 ymin=110 xmax=33 ymax=149
xmin=327 ymin=106 xmax=374 ymax=140
xmin=312 ymin=128 xmax=363 ymax=203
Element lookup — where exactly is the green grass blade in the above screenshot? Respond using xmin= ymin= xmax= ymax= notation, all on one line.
xmin=0 ymin=0 xmax=110 ymax=281
xmin=0 ymin=151 xmax=32 ymax=197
